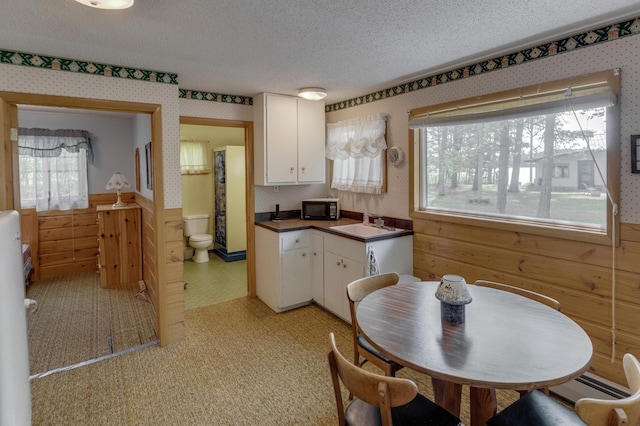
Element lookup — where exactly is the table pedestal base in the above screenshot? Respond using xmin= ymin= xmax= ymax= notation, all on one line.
xmin=432 ymin=378 xmax=497 ymax=426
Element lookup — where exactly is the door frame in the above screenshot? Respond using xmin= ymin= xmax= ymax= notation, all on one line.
xmin=0 ymin=91 xmax=173 ymax=343
xmin=179 ymin=116 xmax=256 ymax=298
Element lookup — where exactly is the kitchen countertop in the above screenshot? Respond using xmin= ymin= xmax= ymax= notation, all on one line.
xmin=255 ymin=218 xmax=414 ymax=242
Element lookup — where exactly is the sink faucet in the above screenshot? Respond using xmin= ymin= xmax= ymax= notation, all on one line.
xmin=370 ymin=214 xmax=384 ymax=228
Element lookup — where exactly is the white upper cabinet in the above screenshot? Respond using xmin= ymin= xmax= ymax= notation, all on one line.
xmin=254 ymin=92 xmax=326 ymax=185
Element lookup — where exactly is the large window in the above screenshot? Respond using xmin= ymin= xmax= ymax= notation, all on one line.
xmin=18 ymin=128 xmax=91 ymax=212
xmin=409 ymin=70 xmax=620 ymax=241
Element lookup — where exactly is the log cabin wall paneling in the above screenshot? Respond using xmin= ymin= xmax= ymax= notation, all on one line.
xmin=136 ymin=192 xmax=185 ymax=344
xmin=163 ymin=208 xmax=185 ymax=344
xmin=136 ymin=194 xmax=157 ymax=306
xmin=19 ymin=208 xmax=39 ymax=280
xmin=412 ymin=217 xmax=640 ymax=385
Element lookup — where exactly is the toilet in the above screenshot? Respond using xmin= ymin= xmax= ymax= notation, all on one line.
xmin=183 ymin=214 xmax=213 ymax=263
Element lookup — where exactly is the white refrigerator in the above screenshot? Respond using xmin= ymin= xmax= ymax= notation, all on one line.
xmin=0 ymin=210 xmax=31 ymax=425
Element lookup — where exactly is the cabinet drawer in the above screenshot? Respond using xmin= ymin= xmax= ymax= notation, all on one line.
xmin=281 ymin=231 xmax=309 ymax=252
xmin=324 ymin=234 xmax=365 ymax=263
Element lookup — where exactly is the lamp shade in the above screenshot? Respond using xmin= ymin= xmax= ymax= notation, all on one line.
xmin=435 ymin=274 xmax=472 ymax=305
xmin=298 ymin=87 xmax=327 ymax=101
xmin=74 ymin=0 xmax=134 ymax=9
xmin=106 ymin=172 xmax=130 ymax=190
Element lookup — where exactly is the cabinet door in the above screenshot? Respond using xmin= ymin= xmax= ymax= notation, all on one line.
xmin=281 ymin=249 xmax=311 ymax=307
xmin=323 ymin=251 xmax=344 ymax=318
xmin=310 ymin=233 xmax=324 ymax=304
xmin=266 ymin=95 xmax=298 ymax=184
xmin=297 ymin=99 xmax=326 ymax=183
xmin=341 ymin=257 xmax=364 ymax=323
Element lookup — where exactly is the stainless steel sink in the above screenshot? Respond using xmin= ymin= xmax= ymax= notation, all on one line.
xmin=329 ymin=223 xmax=403 ymax=238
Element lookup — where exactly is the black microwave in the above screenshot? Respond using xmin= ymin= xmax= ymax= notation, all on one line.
xmin=301 ymin=198 xmax=340 ymax=220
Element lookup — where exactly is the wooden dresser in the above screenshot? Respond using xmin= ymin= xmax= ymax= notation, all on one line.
xmin=96 ymin=203 xmax=142 ymax=288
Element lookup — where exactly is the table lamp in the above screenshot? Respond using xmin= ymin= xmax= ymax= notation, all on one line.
xmin=435 ymin=274 xmax=472 ymax=323
xmin=106 ymin=172 xmax=130 ymax=208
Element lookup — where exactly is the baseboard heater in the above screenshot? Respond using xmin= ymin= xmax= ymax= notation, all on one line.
xmin=550 ymin=372 xmax=630 ymax=404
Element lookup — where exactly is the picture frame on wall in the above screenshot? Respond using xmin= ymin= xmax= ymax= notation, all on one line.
xmin=145 ymin=142 xmax=153 ymax=190
xmin=632 ymin=135 xmax=640 ymax=173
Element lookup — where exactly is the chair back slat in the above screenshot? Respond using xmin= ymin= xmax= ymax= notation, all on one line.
xmin=575 ymin=354 xmax=640 ymax=426
xmin=328 ymin=333 xmax=417 ymax=410
xmin=474 ymin=280 xmax=561 ymax=311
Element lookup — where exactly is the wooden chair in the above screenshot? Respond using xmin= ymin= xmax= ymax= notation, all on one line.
xmin=327 ymin=332 xmax=461 ymax=426
xmin=475 ymin=279 xmax=561 ymax=398
xmin=486 ymin=355 xmax=640 ymax=426
xmin=575 ymin=353 xmax=640 ymax=425
xmin=347 ymin=272 xmax=403 ymax=377
xmin=485 ymin=389 xmax=586 ymax=426
xmin=474 ymin=280 xmax=561 ymax=311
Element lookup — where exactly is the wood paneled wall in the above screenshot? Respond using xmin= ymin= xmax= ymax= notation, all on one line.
xmin=21 ymin=193 xmax=136 ymax=279
xmin=136 ymin=193 xmax=185 ymax=344
xmin=412 ymin=217 xmax=640 ymax=386
xmin=163 ymin=208 xmax=185 ymax=343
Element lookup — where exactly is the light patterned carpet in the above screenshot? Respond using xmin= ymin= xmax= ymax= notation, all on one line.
xmin=25 ymin=271 xmax=157 ymax=376
xmin=29 ymin=296 xmax=534 ymax=425
xmin=183 ymin=253 xmax=247 ymax=310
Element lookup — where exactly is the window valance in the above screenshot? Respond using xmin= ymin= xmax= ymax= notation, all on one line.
xmin=409 ymin=69 xmax=619 ymax=129
xmin=18 ymin=128 xmax=93 ymax=163
xmin=326 ymin=113 xmax=387 ymax=160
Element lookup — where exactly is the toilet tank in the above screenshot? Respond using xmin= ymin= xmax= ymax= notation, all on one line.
xmin=183 ymin=214 xmax=210 ymax=236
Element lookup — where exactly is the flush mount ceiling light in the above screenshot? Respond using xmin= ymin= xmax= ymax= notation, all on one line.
xmin=74 ymin=0 xmax=134 ymax=9
xmin=298 ymin=87 xmax=327 ymax=101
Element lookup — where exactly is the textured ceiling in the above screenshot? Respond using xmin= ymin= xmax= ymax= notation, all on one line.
xmin=1 ymin=0 xmax=639 ymax=103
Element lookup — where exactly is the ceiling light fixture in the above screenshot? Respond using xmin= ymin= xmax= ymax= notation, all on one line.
xmin=298 ymin=87 xmax=327 ymax=101
xmin=74 ymin=0 xmax=134 ymax=9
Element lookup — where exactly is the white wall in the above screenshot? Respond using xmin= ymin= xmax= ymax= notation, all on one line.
xmin=0 ymin=64 xmax=180 ymax=207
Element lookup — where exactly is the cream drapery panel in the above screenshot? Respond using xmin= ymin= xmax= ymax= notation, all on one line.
xmin=18 ymin=128 xmax=91 ymax=212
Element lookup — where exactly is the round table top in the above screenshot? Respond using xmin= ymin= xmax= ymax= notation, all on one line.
xmin=356 ymin=281 xmax=593 ymax=390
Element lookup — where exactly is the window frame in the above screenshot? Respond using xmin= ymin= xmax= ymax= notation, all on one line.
xmin=18 ymin=147 xmax=89 ymax=212
xmin=409 ymin=70 xmax=621 ymax=246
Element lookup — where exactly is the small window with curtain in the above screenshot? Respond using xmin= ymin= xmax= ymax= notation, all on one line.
xmin=18 ymin=128 xmax=92 ymax=212
xmin=409 ymin=69 xmax=620 ymax=242
xmin=326 ymin=113 xmax=387 ymax=194
xmin=180 ymin=140 xmax=211 ymax=175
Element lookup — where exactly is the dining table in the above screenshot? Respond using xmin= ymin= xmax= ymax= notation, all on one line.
xmin=356 ymin=281 xmax=593 ymax=426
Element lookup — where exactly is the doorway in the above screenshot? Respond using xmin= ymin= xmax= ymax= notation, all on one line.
xmin=0 ymin=91 xmax=170 ymax=342
xmin=179 ymin=117 xmax=253 ymax=309
xmin=2 ymin=101 xmax=161 ymax=376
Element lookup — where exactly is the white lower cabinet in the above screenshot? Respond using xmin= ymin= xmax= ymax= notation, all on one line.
xmin=255 ymin=225 xmax=413 ymax=318
xmin=310 ymin=232 xmax=325 ymax=305
xmin=323 ymin=249 xmax=363 ymax=322
xmin=321 ymin=233 xmax=413 ymax=323
xmin=255 ymin=226 xmax=311 ymax=312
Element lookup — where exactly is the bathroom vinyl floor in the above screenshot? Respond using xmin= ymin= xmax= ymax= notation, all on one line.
xmin=183 ymin=252 xmax=247 ymax=310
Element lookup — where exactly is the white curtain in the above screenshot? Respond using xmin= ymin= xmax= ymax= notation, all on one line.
xmin=180 ymin=140 xmax=211 ymax=174
xmin=326 ymin=113 xmax=387 ymax=194
xmin=18 ymin=128 xmax=91 ymax=212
